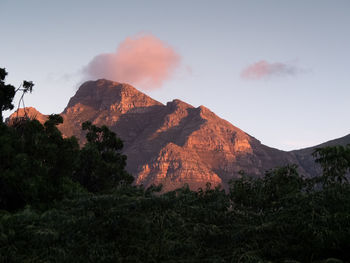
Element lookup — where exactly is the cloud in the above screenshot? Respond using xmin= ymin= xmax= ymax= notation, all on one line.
xmin=241 ymin=60 xmax=302 ymax=80
xmin=83 ymin=34 xmax=181 ymax=90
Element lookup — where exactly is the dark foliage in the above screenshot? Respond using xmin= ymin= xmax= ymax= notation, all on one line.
xmin=2 ymin=138 xmax=350 ymax=262
xmin=313 ymin=145 xmax=350 ymax=186
xmin=0 ymin=68 xmax=15 ymax=123
xmin=75 ymin=121 xmax=133 ymax=193
xmin=0 ymin=115 xmax=83 ymax=211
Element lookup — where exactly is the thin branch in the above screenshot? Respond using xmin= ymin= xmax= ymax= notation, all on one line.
xmin=22 ymin=96 xmax=28 ymax=118
xmin=15 ymin=83 xmax=23 ymax=93
xmin=16 ymin=92 xmax=25 ymax=118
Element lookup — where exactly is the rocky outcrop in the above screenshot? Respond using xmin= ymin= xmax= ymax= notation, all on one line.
xmin=7 ymin=107 xmax=48 ymax=124
xmin=10 ymin=79 xmax=350 ymax=191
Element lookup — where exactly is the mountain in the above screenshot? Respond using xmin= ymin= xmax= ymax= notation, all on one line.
xmin=9 ymin=80 xmax=350 ymax=191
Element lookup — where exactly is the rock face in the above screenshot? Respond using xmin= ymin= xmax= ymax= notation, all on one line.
xmin=9 ymin=79 xmax=350 ymax=191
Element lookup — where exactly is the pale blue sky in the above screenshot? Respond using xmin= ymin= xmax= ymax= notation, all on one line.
xmin=1 ymin=0 xmax=349 ymax=150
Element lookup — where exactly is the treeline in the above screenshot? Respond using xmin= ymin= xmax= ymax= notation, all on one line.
xmin=1 ymin=69 xmax=350 ymax=262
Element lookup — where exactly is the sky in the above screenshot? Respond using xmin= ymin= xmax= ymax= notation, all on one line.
xmin=1 ymin=0 xmax=349 ymax=150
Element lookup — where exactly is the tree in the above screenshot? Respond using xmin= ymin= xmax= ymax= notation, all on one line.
xmin=313 ymin=145 xmax=350 ymax=186
xmin=0 ymin=68 xmax=15 ymax=123
xmin=15 ymin=80 xmax=34 ymax=119
xmin=75 ymin=121 xmax=133 ymax=192
xmin=0 ymin=115 xmax=83 ymax=211
xmin=0 ymin=68 xmax=34 ymax=123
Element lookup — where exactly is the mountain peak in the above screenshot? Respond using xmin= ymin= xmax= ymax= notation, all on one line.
xmin=64 ymin=79 xmax=163 ymax=114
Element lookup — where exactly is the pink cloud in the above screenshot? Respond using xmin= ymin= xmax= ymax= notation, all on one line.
xmin=241 ymin=60 xmax=300 ymax=80
xmin=84 ymin=34 xmax=181 ymax=90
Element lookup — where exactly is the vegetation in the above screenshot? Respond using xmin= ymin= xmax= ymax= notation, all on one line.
xmin=1 ymin=68 xmax=350 ymax=262
xmin=0 ymin=68 xmax=33 ymax=123
xmin=0 ymin=68 xmax=15 ymax=123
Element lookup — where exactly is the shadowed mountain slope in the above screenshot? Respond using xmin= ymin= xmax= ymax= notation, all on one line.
xmin=290 ymin=134 xmax=350 ymax=178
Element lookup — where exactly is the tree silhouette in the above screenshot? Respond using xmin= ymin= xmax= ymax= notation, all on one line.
xmin=75 ymin=121 xmax=133 ymax=192
xmin=0 ymin=67 xmax=34 ymax=123
xmin=15 ymin=80 xmax=34 ymax=119
xmin=0 ymin=68 xmax=15 ymax=123
xmin=313 ymin=145 xmax=350 ymax=186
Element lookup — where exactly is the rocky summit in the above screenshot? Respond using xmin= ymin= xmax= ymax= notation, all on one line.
xmin=10 ymin=79 xmax=350 ymax=191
